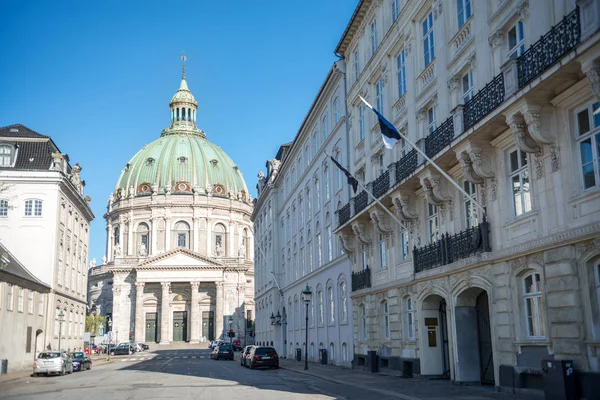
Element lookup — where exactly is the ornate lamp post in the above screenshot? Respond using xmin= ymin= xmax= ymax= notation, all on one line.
xmin=58 ymin=310 xmax=65 ymax=352
xmin=302 ymin=284 xmax=312 ymax=371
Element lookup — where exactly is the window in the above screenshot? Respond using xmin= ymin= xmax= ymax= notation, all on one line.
xmin=508 ymin=21 xmax=525 ymax=58
xmin=378 ymin=153 xmax=385 ymax=175
xmin=308 ymin=233 xmax=313 ymax=272
xmin=328 ymin=286 xmax=334 ymax=323
xmin=0 ymin=199 xmax=7 ymax=217
xmin=324 ymin=166 xmax=330 ymax=201
xmin=174 ymin=221 xmax=190 ymax=249
xmin=428 ymin=204 xmax=440 ymax=243
xmin=400 ymin=230 xmax=409 ymax=259
xmin=305 ymin=143 xmax=311 ymax=164
xmin=316 ymin=226 xmax=322 ymax=267
xmin=58 ymin=243 xmax=63 ymax=285
xmin=214 ymin=223 xmax=227 ymax=256
xmin=422 ymin=12 xmax=435 ymax=67
xmin=354 ymin=49 xmax=360 ymax=81
xmin=405 ymin=298 xmax=414 ymax=339
xmin=463 ymin=181 xmax=478 ymax=228
xmin=397 ymin=50 xmax=407 ymax=98
xmin=314 ymin=178 xmax=320 ymax=211
xmin=326 ymin=223 xmax=333 ymax=262
xmin=17 ymin=287 xmax=23 ymax=312
xmin=361 ymin=248 xmax=367 ymax=270
xmin=427 ymin=106 xmax=436 ymax=134
xmin=38 ymin=296 xmax=44 ymax=316
xmin=336 ymin=154 xmax=344 ymax=190
xmin=392 ymin=0 xmax=399 ymax=22
xmin=113 ymin=225 xmax=120 ymax=245
xmin=0 ymin=145 xmax=12 ymax=167
xmin=381 ymin=301 xmax=390 ymax=340
xmin=318 ymin=290 xmax=324 ymax=325
xmin=379 ymin=234 xmax=387 ymax=269
xmin=509 ymin=149 xmax=532 ymax=216
xmin=24 ymin=199 xmax=43 ymax=217
xmin=307 ymin=188 xmax=312 ymax=215
xmin=359 ymin=103 xmax=366 ymax=141
xmin=370 ymin=19 xmax=378 ymax=56
xmin=577 ymin=103 xmax=600 ymax=189
xmin=376 ymin=78 xmax=384 ymax=113
xmin=322 ymin=115 xmax=329 ymax=141
xmin=524 ymin=273 xmax=546 ymax=338
xmin=7 ymin=283 xmax=13 ymax=311
xmin=462 ymin=70 xmax=473 ymax=103
xmin=342 ymin=342 xmax=348 ymax=362
xmin=457 ymin=0 xmax=471 ymax=28
xmin=333 ymin=98 xmax=340 ymax=124
xmin=28 ymin=290 xmax=33 ymax=314
xmin=360 ymin=304 xmax=367 ymax=340
xmin=339 ymin=282 xmax=347 ymax=322
xmin=329 ymin=342 xmax=335 ymax=361
xmin=136 ymin=223 xmax=150 ymax=255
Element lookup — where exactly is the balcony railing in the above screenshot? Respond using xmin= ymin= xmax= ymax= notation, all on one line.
xmin=354 ymin=190 xmax=369 ymax=214
xmin=396 ymin=149 xmax=419 ymax=183
xmin=425 ymin=117 xmax=454 ymax=158
xmin=518 ymin=7 xmax=580 ymax=88
xmin=352 ymin=266 xmax=372 ymax=291
xmin=463 ymin=73 xmax=505 ymax=130
xmin=414 ymin=218 xmax=491 ymax=273
xmin=338 ymin=203 xmax=351 ymax=226
xmin=372 ymin=170 xmax=390 ymax=198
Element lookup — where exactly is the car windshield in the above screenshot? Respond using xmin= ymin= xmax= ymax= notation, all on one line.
xmin=72 ymin=352 xmax=84 ymax=359
xmin=219 ymin=344 xmax=232 ymax=350
xmin=255 ymin=347 xmax=276 ymax=355
xmin=38 ymin=352 xmax=61 ymax=359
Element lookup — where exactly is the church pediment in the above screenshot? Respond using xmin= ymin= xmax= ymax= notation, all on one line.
xmin=137 ymin=248 xmax=226 ymax=269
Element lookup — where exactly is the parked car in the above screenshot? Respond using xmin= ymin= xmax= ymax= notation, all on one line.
xmin=110 ymin=343 xmax=133 ymax=356
xmin=240 ymin=345 xmax=254 ymax=367
xmin=211 ymin=343 xmax=234 ymax=360
xmin=138 ymin=343 xmax=149 ymax=351
xmin=247 ymin=346 xmax=279 ymax=369
xmin=117 ymin=342 xmax=140 ymax=352
xmin=71 ymin=352 xmax=92 ymax=372
xmin=34 ymin=351 xmax=73 ymax=376
xmin=232 ymin=339 xmax=242 ymax=351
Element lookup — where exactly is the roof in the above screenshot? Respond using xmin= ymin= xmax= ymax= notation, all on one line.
xmin=0 ymin=124 xmax=49 ymax=139
xmin=334 ymin=0 xmax=370 ymax=56
xmin=0 ymin=124 xmax=61 ymax=171
xmin=0 ymin=242 xmax=51 ymax=291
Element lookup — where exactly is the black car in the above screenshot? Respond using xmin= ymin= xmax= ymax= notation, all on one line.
xmin=71 ymin=352 xmax=92 ymax=371
xmin=211 ymin=343 xmax=234 ymax=360
xmin=110 ymin=343 xmax=133 ymax=356
xmin=247 ymin=346 xmax=279 ymax=369
xmin=240 ymin=345 xmax=254 ymax=367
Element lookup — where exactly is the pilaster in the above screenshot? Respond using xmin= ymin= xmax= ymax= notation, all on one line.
xmin=160 ymin=281 xmax=171 ymax=344
xmin=134 ymin=282 xmax=145 ymax=343
xmin=190 ymin=281 xmax=201 ymax=343
xmin=215 ymin=281 xmax=224 ymax=340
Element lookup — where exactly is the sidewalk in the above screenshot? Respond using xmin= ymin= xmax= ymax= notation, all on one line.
xmin=0 ymin=356 xmax=113 ymax=385
xmin=279 ymin=358 xmax=526 ymax=400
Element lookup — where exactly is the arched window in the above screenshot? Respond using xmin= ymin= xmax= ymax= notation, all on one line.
xmin=327 ymin=285 xmax=334 ymax=324
xmin=339 ymin=281 xmax=347 ymax=322
xmin=136 ymin=223 xmax=150 ymax=256
xmin=329 ymin=342 xmax=335 ymax=362
xmin=322 ymin=115 xmax=329 ymax=141
xmin=333 ymin=98 xmax=340 ymax=124
xmin=342 ymin=342 xmax=348 ymax=362
xmin=213 ymin=223 xmax=227 ymax=256
xmin=405 ymin=297 xmax=414 ymax=340
xmin=523 ymin=272 xmax=546 ymax=338
xmin=316 ymin=222 xmax=322 ymax=267
xmin=176 ymin=108 xmax=180 ymax=121
xmin=242 ymin=228 xmax=249 ymax=259
xmin=317 ymin=289 xmax=324 ymax=325
xmin=299 ymin=236 xmax=305 ymax=276
xmin=307 ymin=230 xmax=313 ymax=272
xmin=326 ymin=213 xmax=333 ymax=262
xmin=360 ymin=304 xmax=367 ymax=340
xmin=174 ymin=221 xmax=190 ymax=248
xmin=113 ymin=225 xmax=120 ymax=246
xmin=381 ymin=300 xmax=390 ymax=340
xmin=324 ymin=165 xmax=330 ymax=201
xmin=310 ymin=342 xmax=315 ymax=359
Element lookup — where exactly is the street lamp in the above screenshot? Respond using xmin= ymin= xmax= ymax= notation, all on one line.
xmin=58 ymin=310 xmax=65 ymax=352
xmin=228 ymin=316 xmax=233 ymax=344
xmin=302 ymin=284 xmax=312 ymax=371
xmin=106 ymin=317 xmax=112 ymax=361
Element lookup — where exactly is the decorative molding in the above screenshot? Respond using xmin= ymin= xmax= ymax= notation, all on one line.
xmin=534 ymin=151 xmax=544 ymax=179
xmin=391 ymin=192 xmax=419 ymax=221
xmin=191 ymin=281 xmax=200 ymax=290
xmin=516 ymin=0 xmax=530 ymax=19
xmin=370 ymin=208 xmax=393 ymax=235
xmin=507 ymin=115 xmax=540 ymax=153
xmin=339 ymin=234 xmax=356 ymax=254
xmin=351 ymin=222 xmax=372 ymax=245
xmin=135 ymin=282 xmax=145 ymax=290
xmin=420 ymin=174 xmax=452 ymax=206
xmin=582 ymin=60 xmax=600 ymax=102
xmin=490 ymin=178 xmax=498 ymax=201
xmin=447 ymin=75 xmax=459 ymax=91
xmin=550 ymin=143 xmax=560 ymax=172
xmin=488 ymin=30 xmax=504 ymax=49
xmin=469 ymin=149 xmax=495 ymax=179
xmin=457 ymin=151 xmax=484 ymax=184
xmin=522 ymin=107 xmax=554 ymax=144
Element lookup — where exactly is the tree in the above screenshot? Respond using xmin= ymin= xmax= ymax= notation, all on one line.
xmin=85 ymin=315 xmax=105 ymax=335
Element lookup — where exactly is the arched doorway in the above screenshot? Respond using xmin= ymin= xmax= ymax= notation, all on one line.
xmin=420 ymin=294 xmax=450 ymax=378
xmin=455 ymin=287 xmax=495 ymax=385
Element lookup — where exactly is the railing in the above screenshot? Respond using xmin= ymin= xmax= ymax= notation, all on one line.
xmin=414 ymin=218 xmax=491 ymax=273
xmin=351 ymin=266 xmax=371 ymax=291
xmin=395 ymin=149 xmax=418 ymax=183
xmin=354 ymin=190 xmax=369 ymax=214
xmin=518 ymin=7 xmax=580 ymax=88
xmin=463 ymin=73 xmax=505 ymax=130
xmin=338 ymin=203 xmax=351 ymax=226
xmin=425 ymin=117 xmax=454 ymax=158
xmin=372 ymin=170 xmax=390 ymax=199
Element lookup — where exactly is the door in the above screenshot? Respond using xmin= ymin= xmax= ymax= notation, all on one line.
xmin=145 ymin=313 xmax=157 ymax=343
xmin=173 ymin=311 xmax=187 ymax=342
xmin=476 ymin=291 xmax=495 ymax=385
xmin=202 ymin=311 xmax=214 ymax=341
xmin=439 ymin=299 xmax=450 ymax=378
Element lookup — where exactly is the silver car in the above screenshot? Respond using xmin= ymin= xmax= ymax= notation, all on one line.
xmin=34 ymin=351 xmax=73 ymax=376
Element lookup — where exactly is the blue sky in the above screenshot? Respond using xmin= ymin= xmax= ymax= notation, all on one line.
xmin=0 ymin=1 xmax=356 ymax=263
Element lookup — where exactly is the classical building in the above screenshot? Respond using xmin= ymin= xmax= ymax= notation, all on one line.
xmin=0 ymin=124 xmax=94 ymax=356
xmin=252 ymin=64 xmax=355 ymax=366
xmin=0 ymin=243 xmax=50 ymax=373
xmin=88 ymin=73 xmax=255 ymax=345
xmin=331 ymin=0 xmax=600 ymax=395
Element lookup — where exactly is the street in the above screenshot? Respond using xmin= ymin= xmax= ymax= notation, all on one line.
xmin=0 ymin=349 xmax=399 ymax=400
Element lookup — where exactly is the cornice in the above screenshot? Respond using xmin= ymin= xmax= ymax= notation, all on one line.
xmin=137 ymin=247 xmax=228 ymax=268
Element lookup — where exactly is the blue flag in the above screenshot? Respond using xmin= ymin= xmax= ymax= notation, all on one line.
xmin=359 ymin=96 xmax=401 ymax=149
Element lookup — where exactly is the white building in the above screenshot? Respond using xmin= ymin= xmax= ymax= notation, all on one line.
xmin=0 ymin=124 xmax=94 ymax=357
xmin=252 ymin=65 xmax=355 ymax=367
xmin=331 ymin=0 xmax=600 ymax=395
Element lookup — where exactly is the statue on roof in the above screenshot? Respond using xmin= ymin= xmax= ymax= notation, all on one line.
xmin=70 ymin=163 xmax=84 ymax=196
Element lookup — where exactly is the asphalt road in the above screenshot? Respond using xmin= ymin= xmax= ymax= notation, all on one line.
xmin=0 ymin=349 xmax=394 ymax=400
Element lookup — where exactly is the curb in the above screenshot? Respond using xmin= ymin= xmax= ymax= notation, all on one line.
xmin=0 ymin=372 xmax=34 ymax=385
xmin=279 ymin=365 xmax=423 ymax=400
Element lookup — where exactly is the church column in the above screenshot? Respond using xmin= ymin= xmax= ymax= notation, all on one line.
xmin=160 ymin=282 xmax=171 ymax=344
xmin=127 ymin=221 xmax=134 ymax=256
xmin=215 ymin=282 xmax=224 ymax=340
xmin=190 ymin=281 xmax=201 ymax=343
xmin=151 ymin=218 xmax=158 ymax=256
xmin=192 ymin=217 xmax=199 ymax=252
xmin=165 ymin=217 xmax=171 ymax=251
xmin=134 ymin=282 xmax=145 ymax=343
xmin=229 ymin=223 xmax=235 ymax=256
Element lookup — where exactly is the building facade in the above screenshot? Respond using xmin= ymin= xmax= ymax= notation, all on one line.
xmin=0 ymin=124 xmax=94 ymax=355
xmin=89 ymin=75 xmax=255 ymax=345
xmin=331 ymin=0 xmax=600 ymax=394
xmin=252 ymin=65 xmax=355 ymax=367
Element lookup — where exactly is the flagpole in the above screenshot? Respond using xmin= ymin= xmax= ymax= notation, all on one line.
xmin=359 ymin=96 xmax=487 ymax=217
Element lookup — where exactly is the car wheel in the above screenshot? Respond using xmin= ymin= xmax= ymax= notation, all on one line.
xmin=60 ymin=366 xmax=65 ymax=376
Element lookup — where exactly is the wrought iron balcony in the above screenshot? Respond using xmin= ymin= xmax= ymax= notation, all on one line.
xmin=351 ymin=266 xmax=371 ymax=291
xmin=414 ymin=218 xmax=491 ymax=273
xmin=354 ymin=190 xmax=369 ymax=214
xmin=395 ymin=149 xmax=418 ymax=183
xmin=338 ymin=203 xmax=351 ymax=226
xmin=463 ymin=73 xmax=505 ymax=130
xmin=372 ymin=170 xmax=390 ymax=199
xmin=518 ymin=7 xmax=580 ymax=88
xmin=425 ymin=117 xmax=454 ymax=158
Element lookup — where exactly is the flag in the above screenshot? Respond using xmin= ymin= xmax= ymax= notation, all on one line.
xmin=359 ymin=96 xmax=401 ymax=149
xmin=330 ymin=156 xmax=359 ymax=194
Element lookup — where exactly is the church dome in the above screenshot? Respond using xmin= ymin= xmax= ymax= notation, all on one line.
xmin=114 ymin=77 xmax=249 ymax=200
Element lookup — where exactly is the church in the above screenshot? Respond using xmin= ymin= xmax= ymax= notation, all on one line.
xmin=88 ymin=71 xmax=255 ymax=345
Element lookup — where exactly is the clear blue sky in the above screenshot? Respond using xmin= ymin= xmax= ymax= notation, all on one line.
xmin=0 ymin=1 xmax=356 ymax=263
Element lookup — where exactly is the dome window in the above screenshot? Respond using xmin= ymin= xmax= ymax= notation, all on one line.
xmin=174 ymin=181 xmax=191 ymax=192
xmin=178 ymin=156 xmax=188 ymax=164
xmin=124 ymin=163 xmax=131 ymax=172
xmin=138 ymin=183 xmax=152 ymax=194
xmin=210 ymin=159 xmax=218 ymax=167
xmin=213 ymin=184 xmax=225 ymax=195
xmin=146 ymin=158 xmax=155 ymax=166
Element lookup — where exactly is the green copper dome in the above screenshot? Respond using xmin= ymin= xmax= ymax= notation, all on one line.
xmin=114 ymin=78 xmax=249 ymax=200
